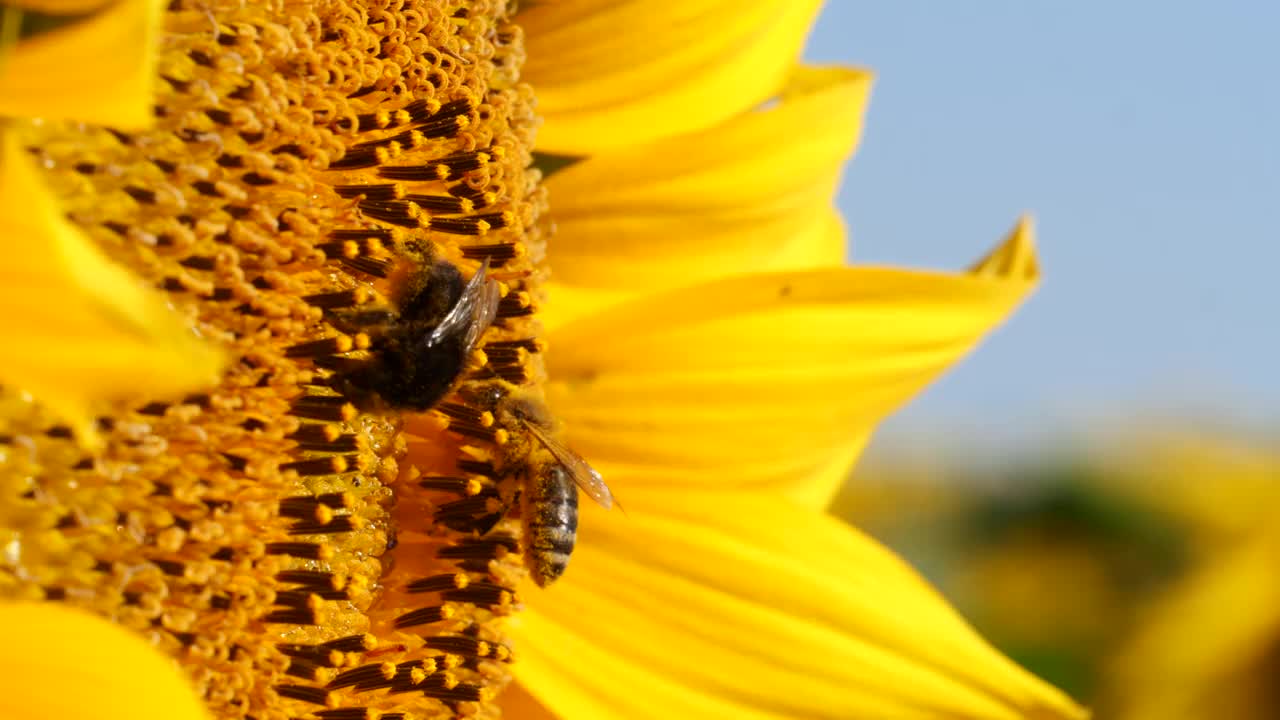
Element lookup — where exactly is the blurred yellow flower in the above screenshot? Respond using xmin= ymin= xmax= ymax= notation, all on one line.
xmin=1100 ymin=437 xmax=1280 ymax=720
xmin=1100 ymin=433 xmax=1280 ymax=546
xmin=0 ymin=2 xmax=1085 ymax=720
xmin=1108 ymin=517 xmax=1280 ymax=720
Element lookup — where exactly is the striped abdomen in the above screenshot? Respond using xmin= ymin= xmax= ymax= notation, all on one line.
xmin=523 ymin=464 xmax=578 ymax=587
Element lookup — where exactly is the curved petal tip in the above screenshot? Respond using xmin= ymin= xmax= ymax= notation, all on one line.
xmin=970 ymin=215 xmax=1039 ymax=282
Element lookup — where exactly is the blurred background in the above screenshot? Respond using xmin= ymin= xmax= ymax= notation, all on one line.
xmin=806 ymin=4 xmax=1280 ymax=718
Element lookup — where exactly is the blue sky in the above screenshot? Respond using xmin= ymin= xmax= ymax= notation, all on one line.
xmin=805 ymin=3 xmax=1280 ymax=452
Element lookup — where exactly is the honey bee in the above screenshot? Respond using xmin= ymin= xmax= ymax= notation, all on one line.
xmin=461 ymin=381 xmax=615 ymax=587
xmin=335 ymin=256 xmax=501 ymax=411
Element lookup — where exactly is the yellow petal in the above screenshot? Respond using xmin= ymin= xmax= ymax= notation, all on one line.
xmin=511 ymin=489 xmax=1087 ymax=720
xmin=1107 ymin=523 xmax=1280 ymax=720
xmin=7 ymin=0 xmax=114 ymax=11
xmin=543 ymin=209 xmax=847 ymax=333
xmin=546 ymin=219 xmax=1038 ymax=507
xmin=501 ymin=682 xmax=562 ymax=720
xmin=0 ymin=0 xmax=163 ymax=129
xmin=0 ymin=602 xmax=211 ymax=720
xmin=545 ymin=67 xmax=869 ymax=291
xmin=0 ymin=134 xmax=225 ymax=444
xmin=523 ymin=0 xmax=824 ymax=154
xmin=968 ymin=215 xmax=1040 ymax=279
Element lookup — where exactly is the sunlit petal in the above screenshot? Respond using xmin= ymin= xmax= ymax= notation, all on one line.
xmin=545 ymin=66 xmax=868 ymax=293
xmin=0 ymin=603 xmax=211 ymax=720
xmin=0 ymin=0 xmax=163 ymax=128
xmin=523 ymin=0 xmax=824 ymax=154
xmin=547 ymin=219 xmax=1038 ymax=506
xmin=543 ymin=209 xmax=847 ymax=333
xmin=512 ymin=489 xmax=1088 ymax=720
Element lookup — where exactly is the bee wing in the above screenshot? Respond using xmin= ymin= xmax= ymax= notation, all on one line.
xmin=462 ymin=273 xmax=502 ymax=354
xmin=428 ymin=258 xmax=501 ymax=354
xmin=522 ymin=421 xmax=614 ymax=510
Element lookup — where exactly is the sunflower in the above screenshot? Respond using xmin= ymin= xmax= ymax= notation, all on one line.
xmin=1106 ymin=525 xmax=1280 ymax=720
xmin=1098 ymin=437 xmax=1280 ymax=720
xmin=0 ymin=2 xmax=1085 ymax=720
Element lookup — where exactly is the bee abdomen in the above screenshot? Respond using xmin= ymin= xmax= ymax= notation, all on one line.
xmin=524 ymin=465 xmax=578 ymax=587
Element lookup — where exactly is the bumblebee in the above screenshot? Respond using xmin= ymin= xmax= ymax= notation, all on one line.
xmin=334 ymin=257 xmax=500 ymax=411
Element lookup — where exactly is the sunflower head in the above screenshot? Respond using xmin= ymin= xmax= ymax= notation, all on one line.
xmin=1 ymin=1 xmax=550 ymax=717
